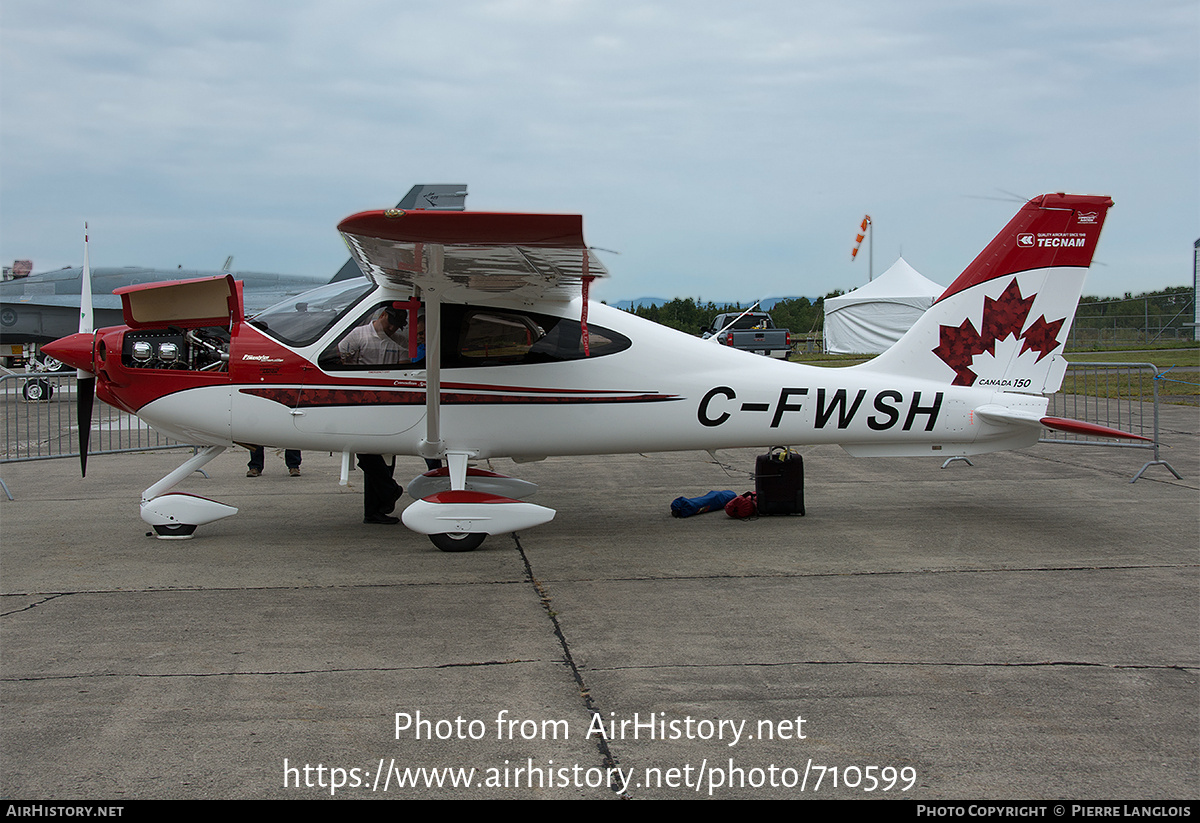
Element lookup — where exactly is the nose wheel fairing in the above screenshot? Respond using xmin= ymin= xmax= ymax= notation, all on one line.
xmin=140 ymin=446 xmax=239 ymax=539
xmin=142 ymin=493 xmax=239 ymax=539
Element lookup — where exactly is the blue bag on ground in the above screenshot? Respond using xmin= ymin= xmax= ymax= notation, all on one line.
xmin=671 ymin=490 xmax=736 ymax=518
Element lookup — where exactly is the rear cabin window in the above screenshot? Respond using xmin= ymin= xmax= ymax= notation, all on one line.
xmin=444 ymin=306 xmax=630 ymax=367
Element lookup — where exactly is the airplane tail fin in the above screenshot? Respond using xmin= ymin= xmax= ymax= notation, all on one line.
xmin=859 ymin=193 xmax=1113 ymax=394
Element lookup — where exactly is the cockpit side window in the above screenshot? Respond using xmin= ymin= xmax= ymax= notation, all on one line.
xmin=317 ymin=301 xmax=421 ymax=371
xmin=443 ymin=305 xmax=629 ymax=367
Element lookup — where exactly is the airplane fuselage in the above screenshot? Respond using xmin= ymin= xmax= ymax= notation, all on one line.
xmin=114 ymin=292 xmax=1040 ymax=461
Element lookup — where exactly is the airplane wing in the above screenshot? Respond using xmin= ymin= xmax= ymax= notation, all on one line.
xmin=337 ymin=210 xmax=608 ymax=303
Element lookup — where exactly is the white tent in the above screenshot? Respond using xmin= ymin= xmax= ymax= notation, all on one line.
xmin=823 ymin=257 xmax=945 ymax=354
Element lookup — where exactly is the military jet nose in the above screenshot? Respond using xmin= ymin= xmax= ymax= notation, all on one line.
xmin=41 ymin=332 xmax=95 ymax=372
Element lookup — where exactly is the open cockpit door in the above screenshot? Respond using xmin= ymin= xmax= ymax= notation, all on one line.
xmin=114 ymin=274 xmax=244 ymax=330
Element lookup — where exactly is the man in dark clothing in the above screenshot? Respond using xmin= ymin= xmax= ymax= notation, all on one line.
xmin=341 ymin=305 xmax=410 ymax=524
xmin=358 ymin=453 xmax=403 ymax=524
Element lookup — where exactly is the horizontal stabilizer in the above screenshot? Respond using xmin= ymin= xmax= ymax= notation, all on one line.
xmin=1040 ymin=416 xmax=1152 ymax=442
xmin=975 ymin=405 xmax=1151 ymax=441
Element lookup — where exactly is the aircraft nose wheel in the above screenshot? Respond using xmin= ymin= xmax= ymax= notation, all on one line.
xmin=151 ymin=524 xmax=198 ymax=539
xmin=429 ymin=532 xmax=486 ymax=552
xmin=22 ymin=379 xmax=53 ymax=402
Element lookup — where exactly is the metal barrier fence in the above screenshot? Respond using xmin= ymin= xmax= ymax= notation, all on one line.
xmin=1040 ymin=361 xmax=1180 ymax=482
xmin=0 ymin=371 xmax=187 ymax=466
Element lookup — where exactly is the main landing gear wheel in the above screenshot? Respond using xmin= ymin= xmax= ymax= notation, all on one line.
xmin=429 ymin=532 xmax=486 ymax=553
xmin=22 ymin=379 xmax=53 ymax=402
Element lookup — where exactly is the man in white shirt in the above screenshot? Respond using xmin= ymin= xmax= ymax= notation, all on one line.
xmin=338 ymin=306 xmax=409 ymax=366
xmin=335 ymin=304 xmax=414 ymax=523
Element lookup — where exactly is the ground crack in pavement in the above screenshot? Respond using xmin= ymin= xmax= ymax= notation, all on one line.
xmin=0 ymin=592 xmax=70 ymax=616
xmin=512 ymin=532 xmax=631 ymax=799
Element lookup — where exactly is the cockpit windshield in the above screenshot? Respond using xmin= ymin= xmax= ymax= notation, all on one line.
xmin=247 ymin=278 xmax=375 ymax=347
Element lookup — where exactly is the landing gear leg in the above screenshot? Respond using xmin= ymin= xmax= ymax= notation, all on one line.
xmin=417 ymin=451 xmax=482 ymax=554
xmin=140 ymin=445 xmax=238 ymax=539
xmin=425 ymin=450 xmax=487 ymax=552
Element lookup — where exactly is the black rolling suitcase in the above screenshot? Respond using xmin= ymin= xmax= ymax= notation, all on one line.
xmin=755 ymin=447 xmax=805 ymax=516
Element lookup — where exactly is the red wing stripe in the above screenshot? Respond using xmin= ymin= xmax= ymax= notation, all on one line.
xmin=274 ymin=377 xmax=654 ymax=396
xmin=240 ymin=387 xmax=680 ymax=407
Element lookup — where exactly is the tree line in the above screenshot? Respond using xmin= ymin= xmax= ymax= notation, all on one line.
xmin=622 ymin=294 xmax=839 ymax=337
xmin=622 ymin=287 xmax=1193 ymax=338
xmin=1074 ymin=286 xmax=1194 ymax=331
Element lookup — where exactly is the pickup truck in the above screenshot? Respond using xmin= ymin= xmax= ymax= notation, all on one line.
xmin=703 ymin=311 xmax=792 ymax=359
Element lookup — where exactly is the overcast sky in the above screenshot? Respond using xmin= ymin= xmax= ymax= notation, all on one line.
xmin=1 ymin=0 xmax=1196 ymax=303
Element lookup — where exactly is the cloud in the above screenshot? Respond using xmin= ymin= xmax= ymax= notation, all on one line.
xmin=2 ymin=0 xmax=1195 ymax=299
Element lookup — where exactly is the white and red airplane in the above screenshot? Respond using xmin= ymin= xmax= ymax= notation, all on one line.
xmin=44 ymin=192 xmax=1144 ymax=550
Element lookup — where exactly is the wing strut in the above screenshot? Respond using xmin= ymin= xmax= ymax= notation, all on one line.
xmin=581 ymin=252 xmax=593 ymax=357
xmin=423 ymin=292 xmax=443 ymax=459
xmin=421 ymin=244 xmax=444 ymax=462
xmin=418 ymin=244 xmax=474 ymax=490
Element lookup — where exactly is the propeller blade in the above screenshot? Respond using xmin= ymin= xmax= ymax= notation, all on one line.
xmin=78 ymin=223 xmax=95 ymax=477
xmin=80 ymin=222 xmax=94 ymax=335
xmin=78 ymin=375 xmax=95 ymax=477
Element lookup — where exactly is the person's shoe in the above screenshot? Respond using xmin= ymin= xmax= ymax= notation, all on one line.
xmin=246 ymin=468 xmax=261 ymax=477
xmin=364 ymin=513 xmax=400 ymax=525
xmin=382 ymin=486 xmax=403 ymax=515
xmin=289 ymin=467 xmax=301 ymax=477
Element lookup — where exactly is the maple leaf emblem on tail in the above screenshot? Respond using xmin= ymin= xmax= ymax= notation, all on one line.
xmin=932 ymin=280 xmax=1066 ymax=386
xmin=1018 ymin=315 xmax=1066 ymax=362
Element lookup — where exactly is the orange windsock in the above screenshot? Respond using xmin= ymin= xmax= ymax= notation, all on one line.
xmin=851 ymin=215 xmax=871 ymax=260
